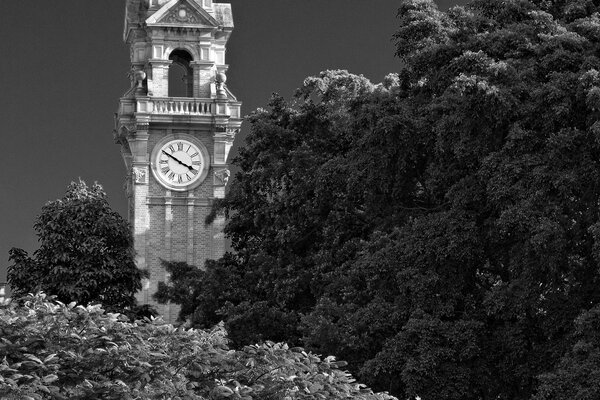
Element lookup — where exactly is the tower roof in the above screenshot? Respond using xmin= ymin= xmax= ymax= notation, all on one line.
xmin=124 ymin=0 xmax=233 ymax=42
xmin=146 ymin=0 xmax=220 ymax=28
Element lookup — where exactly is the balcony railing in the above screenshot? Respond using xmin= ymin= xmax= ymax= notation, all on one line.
xmin=128 ymin=97 xmax=241 ymax=118
xmin=152 ymin=98 xmax=213 ymax=115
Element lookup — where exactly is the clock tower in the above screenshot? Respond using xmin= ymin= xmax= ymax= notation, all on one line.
xmin=114 ymin=0 xmax=241 ymax=321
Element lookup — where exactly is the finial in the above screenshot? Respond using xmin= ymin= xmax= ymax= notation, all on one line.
xmin=134 ymin=70 xmax=147 ymax=95
xmin=216 ymin=72 xmax=227 ymax=98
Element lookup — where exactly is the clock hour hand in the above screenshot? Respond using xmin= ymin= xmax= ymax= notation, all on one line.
xmin=161 ymin=150 xmax=194 ymax=170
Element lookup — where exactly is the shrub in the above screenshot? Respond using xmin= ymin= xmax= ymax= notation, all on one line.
xmin=0 ymin=293 xmax=395 ymax=400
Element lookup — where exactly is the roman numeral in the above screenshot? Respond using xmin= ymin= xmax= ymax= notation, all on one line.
xmin=168 ymin=172 xmax=175 ymax=180
xmin=159 ymin=159 xmax=168 ymax=164
xmin=161 ymin=166 xmax=169 ymax=174
xmin=192 ymin=160 xmax=201 ymax=165
xmin=168 ymin=144 xmax=175 ymax=153
xmin=190 ymin=152 xmax=198 ymax=158
xmin=186 ymin=173 xmax=192 ymax=181
xmin=177 ymin=175 xmax=183 ymax=184
xmin=191 ymin=169 xmax=199 ymax=175
xmin=177 ymin=142 xmax=183 ymax=151
xmin=186 ymin=145 xmax=191 ymax=152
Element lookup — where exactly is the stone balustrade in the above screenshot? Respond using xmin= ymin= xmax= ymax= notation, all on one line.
xmin=152 ymin=97 xmax=214 ymax=115
xmin=130 ymin=97 xmax=242 ymax=118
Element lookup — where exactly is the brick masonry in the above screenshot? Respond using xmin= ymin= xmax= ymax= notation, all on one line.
xmin=133 ymin=128 xmax=226 ymax=322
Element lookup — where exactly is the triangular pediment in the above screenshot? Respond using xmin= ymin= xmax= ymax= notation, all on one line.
xmin=146 ymin=0 xmax=219 ymax=28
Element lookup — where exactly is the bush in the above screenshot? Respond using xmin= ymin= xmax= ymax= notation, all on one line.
xmin=0 ymin=293 xmax=396 ymax=400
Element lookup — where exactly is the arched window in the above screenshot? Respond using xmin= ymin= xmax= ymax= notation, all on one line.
xmin=168 ymin=49 xmax=193 ymax=97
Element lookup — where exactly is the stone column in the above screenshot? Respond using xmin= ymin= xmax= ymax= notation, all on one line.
xmin=128 ymin=122 xmax=150 ymax=304
xmin=191 ymin=61 xmax=214 ymax=98
xmin=148 ymin=59 xmax=172 ymax=97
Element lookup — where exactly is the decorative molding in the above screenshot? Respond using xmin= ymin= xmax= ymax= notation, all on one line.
xmin=147 ymin=197 xmax=212 ymax=206
xmin=146 ymin=0 xmax=219 ymax=27
xmin=213 ymin=129 xmax=236 ymax=140
xmin=132 ymin=167 xmax=148 ymax=184
xmin=163 ymin=5 xmax=199 ymax=24
xmin=120 ymin=122 xmax=137 ymax=135
xmin=136 ymin=122 xmax=150 ymax=131
xmin=213 ymin=168 xmax=230 ymax=185
xmin=123 ymin=121 xmax=137 ymax=130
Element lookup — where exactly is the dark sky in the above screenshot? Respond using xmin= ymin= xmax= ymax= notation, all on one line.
xmin=0 ymin=0 xmax=464 ymax=281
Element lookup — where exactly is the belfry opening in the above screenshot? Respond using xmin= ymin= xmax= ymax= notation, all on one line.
xmin=168 ymin=49 xmax=193 ymax=97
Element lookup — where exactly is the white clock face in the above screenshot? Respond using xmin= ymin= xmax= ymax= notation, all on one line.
xmin=153 ymin=138 xmax=208 ymax=190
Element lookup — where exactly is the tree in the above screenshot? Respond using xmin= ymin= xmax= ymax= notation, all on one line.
xmin=158 ymin=0 xmax=600 ymax=398
xmin=157 ymin=71 xmax=381 ymax=342
xmin=7 ymin=180 xmax=145 ymax=313
xmin=0 ymin=293 xmax=396 ymax=400
xmin=155 ymin=256 xmax=302 ymax=346
xmin=533 ymin=304 xmax=600 ymax=400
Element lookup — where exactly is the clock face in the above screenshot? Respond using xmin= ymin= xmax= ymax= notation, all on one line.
xmin=152 ymin=137 xmax=208 ymax=190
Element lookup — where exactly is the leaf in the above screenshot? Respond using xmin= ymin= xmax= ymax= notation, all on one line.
xmin=42 ymin=374 xmax=59 ymax=384
xmin=213 ymin=385 xmax=235 ymax=397
xmin=149 ymin=352 xmax=168 ymax=358
xmin=24 ymin=354 xmax=43 ymax=364
xmin=43 ymin=353 xmax=57 ymax=363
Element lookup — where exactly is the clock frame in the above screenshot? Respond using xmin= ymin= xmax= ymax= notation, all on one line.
xmin=150 ymin=134 xmax=210 ymax=191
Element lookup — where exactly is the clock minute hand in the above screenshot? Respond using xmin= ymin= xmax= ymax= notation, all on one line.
xmin=174 ymin=156 xmax=195 ymax=171
xmin=162 ymin=150 xmax=194 ymax=170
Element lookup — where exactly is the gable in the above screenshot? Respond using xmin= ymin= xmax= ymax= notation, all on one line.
xmin=146 ymin=0 xmax=219 ymax=27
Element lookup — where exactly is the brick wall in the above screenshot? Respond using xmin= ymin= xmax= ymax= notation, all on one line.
xmin=133 ymin=127 xmax=225 ymax=323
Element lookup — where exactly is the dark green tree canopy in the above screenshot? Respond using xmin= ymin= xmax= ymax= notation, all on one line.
xmin=158 ymin=1 xmax=600 ymax=399
xmin=8 ymin=180 xmax=145 ymax=312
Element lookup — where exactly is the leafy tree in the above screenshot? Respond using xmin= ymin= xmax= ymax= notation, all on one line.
xmin=533 ymin=304 xmax=600 ymax=400
xmin=157 ymin=70 xmax=380 ymax=341
xmin=155 ymin=256 xmax=300 ymax=346
xmin=7 ymin=180 xmax=146 ymax=313
xmin=158 ymin=0 xmax=600 ymax=398
xmin=0 ymin=293 xmax=395 ymax=400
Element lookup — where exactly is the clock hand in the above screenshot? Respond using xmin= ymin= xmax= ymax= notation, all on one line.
xmin=161 ymin=150 xmax=194 ymax=170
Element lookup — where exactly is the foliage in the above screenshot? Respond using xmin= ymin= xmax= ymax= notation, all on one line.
xmin=155 ymin=255 xmax=302 ymax=346
xmin=7 ymin=180 xmax=146 ymax=313
xmin=158 ymin=0 xmax=600 ymax=398
xmin=0 ymin=293 xmax=395 ymax=400
xmin=533 ymin=304 xmax=600 ymax=400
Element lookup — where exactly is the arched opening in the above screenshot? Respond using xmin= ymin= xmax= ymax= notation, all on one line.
xmin=168 ymin=49 xmax=193 ymax=97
